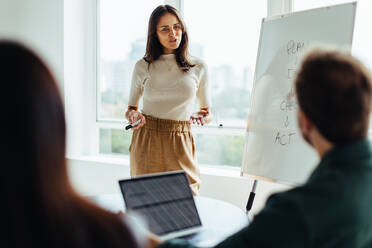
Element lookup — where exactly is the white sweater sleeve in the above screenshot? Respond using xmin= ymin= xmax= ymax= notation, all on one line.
xmin=196 ymin=61 xmax=211 ymax=108
xmin=128 ymin=59 xmax=148 ymax=107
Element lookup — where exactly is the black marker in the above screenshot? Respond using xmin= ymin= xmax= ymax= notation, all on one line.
xmin=125 ymin=119 xmax=141 ymax=130
xmin=246 ymin=179 xmax=258 ymax=214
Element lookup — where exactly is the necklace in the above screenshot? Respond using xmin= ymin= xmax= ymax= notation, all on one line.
xmin=163 ymin=59 xmax=174 ymax=72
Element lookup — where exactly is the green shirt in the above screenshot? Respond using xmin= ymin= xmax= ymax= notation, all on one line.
xmin=159 ymin=139 xmax=372 ymax=248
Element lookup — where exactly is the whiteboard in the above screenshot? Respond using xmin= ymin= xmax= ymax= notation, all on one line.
xmin=241 ymin=2 xmax=357 ymax=185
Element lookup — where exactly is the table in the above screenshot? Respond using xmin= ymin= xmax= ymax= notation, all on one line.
xmin=89 ymin=194 xmax=249 ymax=247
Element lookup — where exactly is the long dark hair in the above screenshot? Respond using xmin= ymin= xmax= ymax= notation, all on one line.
xmin=2 ymin=41 xmax=141 ymax=248
xmin=144 ymin=5 xmax=194 ymax=72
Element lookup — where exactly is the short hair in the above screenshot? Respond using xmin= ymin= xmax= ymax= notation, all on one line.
xmin=295 ymin=49 xmax=372 ymax=144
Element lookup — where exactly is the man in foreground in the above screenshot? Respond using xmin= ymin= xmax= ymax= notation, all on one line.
xmin=153 ymin=49 xmax=372 ymax=247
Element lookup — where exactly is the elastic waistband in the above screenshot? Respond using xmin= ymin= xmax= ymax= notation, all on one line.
xmin=143 ymin=114 xmax=191 ymax=132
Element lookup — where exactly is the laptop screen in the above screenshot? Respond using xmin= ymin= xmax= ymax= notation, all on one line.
xmin=119 ymin=171 xmax=202 ymax=236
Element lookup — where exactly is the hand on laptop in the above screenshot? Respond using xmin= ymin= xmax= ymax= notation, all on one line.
xmin=117 ymin=211 xmax=162 ymax=248
xmin=146 ymin=232 xmax=162 ymax=248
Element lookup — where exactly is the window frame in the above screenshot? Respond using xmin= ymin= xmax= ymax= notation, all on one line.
xmin=91 ymin=0 xmax=294 ymax=165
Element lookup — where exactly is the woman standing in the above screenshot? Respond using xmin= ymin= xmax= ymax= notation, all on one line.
xmin=126 ymin=5 xmax=211 ymax=195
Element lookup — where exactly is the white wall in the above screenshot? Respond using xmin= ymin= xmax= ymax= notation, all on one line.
xmin=67 ymin=157 xmax=131 ymax=196
xmin=64 ymin=0 xmax=97 ymax=157
xmin=0 ymin=0 xmax=95 ymax=157
xmin=0 ymin=0 xmax=64 ymax=93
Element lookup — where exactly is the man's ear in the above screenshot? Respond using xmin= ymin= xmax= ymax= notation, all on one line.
xmin=298 ymin=110 xmax=312 ymax=131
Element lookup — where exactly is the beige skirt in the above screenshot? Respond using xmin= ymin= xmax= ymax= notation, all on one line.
xmin=129 ymin=114 xmax=201 ymax=195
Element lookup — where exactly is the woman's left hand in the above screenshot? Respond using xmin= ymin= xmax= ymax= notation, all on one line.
xmin=190 ymin=109 xmax=209 ymax=126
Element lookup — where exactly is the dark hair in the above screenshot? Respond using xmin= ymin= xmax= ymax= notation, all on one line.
xmin=144 ymin=4 xmax=194 ymax=72
xmin=295 ymin=49 xmax=372 ymax=144
xmin=1 ymin=41 xmax=141 ymax=248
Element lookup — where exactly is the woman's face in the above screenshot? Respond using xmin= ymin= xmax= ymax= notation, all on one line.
xmin=156 ymin=13 xmax=182 ymax=54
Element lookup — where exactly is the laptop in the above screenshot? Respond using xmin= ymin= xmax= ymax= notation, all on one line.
xmin=118 ymin=170 xmax=203 ymax=240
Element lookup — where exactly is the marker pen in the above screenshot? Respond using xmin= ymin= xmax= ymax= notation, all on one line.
xmin=246 ymin=179 xmax=258 ymax=214
xmin=125 ymin=119 xmax=142 ymax=130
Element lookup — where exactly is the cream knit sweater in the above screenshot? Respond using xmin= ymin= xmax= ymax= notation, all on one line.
xmin=128 ymin=54 xmax=211 ymax=121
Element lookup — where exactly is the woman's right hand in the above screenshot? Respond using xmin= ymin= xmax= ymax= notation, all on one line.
xmin=126 ymin=110 xmax=146 ymax=130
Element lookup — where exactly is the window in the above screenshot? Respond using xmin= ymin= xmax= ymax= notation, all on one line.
xmin=98 ymin=0 xmax=164 ymax=121
xmin=184 ymin=0 xmax=267 ymax=166
xmin=184 ymin=0 xmax=267 ymax=128
xmin=97 ymin=0 xmax=164 ymax=156
xmin=97 ymin=0 xmax=266 ymax=167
